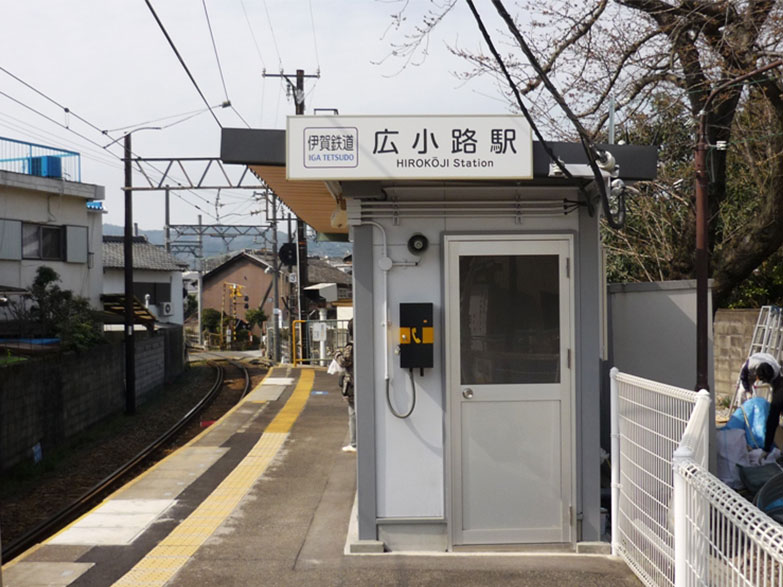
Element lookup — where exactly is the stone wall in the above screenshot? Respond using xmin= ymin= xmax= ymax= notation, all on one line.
xmin=713 ymin=308 xmax=759 ymax=402
xmin=0 ymin=328 xmax=184 ymax=471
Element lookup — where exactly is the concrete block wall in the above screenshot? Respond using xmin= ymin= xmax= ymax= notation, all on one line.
xmin=0 ymin=330 xmax=183 ymax=471
xmin=713 ymin=308 xmax=758 ymax=401
xmin=0 ymin=359 xmax=60 ymax=472
xmin=135 ymin=336 xmax=165 ymax=403
xmin=60 ymin=344 xmax=125 ymax=438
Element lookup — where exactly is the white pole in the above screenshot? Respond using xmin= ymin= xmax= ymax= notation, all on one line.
xmin=319 ymin=307 xmax=327 ymax=365
xmin=610 ymin=367 xmax=620 ymax=557
xmin=672 ymin=446 xmax=692 ymax=587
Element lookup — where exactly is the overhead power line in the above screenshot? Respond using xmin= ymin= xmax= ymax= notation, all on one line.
xmin=262 ymin=0 xmax=283 ymax=68
xmin=201 ymin=0 xmax=230 ymax=102
xmin=143 ymin=0 xmax=223 ymax=129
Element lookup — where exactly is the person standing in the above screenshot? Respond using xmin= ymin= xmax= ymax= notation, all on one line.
xmin=757 ymin=361 xmax=783 ymax=454
xmin=334 ymin=319 xmax=356 ymax=453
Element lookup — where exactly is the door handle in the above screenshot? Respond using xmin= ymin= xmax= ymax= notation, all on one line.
xmin=462 ymin=388 xmax=474 ymax=399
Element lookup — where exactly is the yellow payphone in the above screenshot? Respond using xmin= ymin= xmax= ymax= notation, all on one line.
xmin=387 ymin=303 xmax=434 ymax=419
xmin=399 ymin=303 xmax=434 ymax=372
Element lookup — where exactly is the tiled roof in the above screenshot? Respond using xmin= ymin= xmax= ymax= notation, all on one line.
xmin=307 ymin=257 xmax=351 ymax=285
xmin=202 ymin=250 xmax=351 ymax=285
xmin=103 ymin=236 xmax=188 ymax=271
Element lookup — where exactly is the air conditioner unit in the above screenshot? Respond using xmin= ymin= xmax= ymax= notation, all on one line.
xmin=160 ymin=301 xmax=173 ymax=316
xmin=29 ymin=156 xmax=63 ymax=179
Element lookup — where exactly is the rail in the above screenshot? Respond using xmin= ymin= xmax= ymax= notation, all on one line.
xmin=1 ymin=361 xmax=250 ymax=562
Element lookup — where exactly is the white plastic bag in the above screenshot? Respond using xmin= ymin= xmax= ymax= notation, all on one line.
xmin=327 ymin=358 xmax=343 ymax=375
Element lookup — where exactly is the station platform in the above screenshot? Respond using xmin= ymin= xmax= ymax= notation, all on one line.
xmin=2 ymin=366 xmax=640 ymax=586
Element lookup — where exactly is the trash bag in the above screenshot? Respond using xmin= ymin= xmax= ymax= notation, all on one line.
xmin=716 ymin=428 xmax=749 ymax=489
xmin=755 ymin=472 xmax=783 ymax=523
xmin=724 ymin=396 xmax=771 ymax=449
xmin=738 ymin=463 xmax=783 ymax=496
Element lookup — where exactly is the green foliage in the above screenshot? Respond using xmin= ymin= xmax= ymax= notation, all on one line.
xmin=724 ymin=250 xmax=783 ymax=308
xmin=184 ymin=294 xmax=198 ymax=319
xmin=21 ymin=266 xmax=104 ymax=352
xmin=201 ymin=308 xmax=222 ymax=333
xmin=602 ymin=90 xmax=783 ymax=308
xmin=244 ymin=307 xmax=267 ymax=330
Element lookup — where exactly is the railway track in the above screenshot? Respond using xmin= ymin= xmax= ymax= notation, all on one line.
xmin=1 ymin=360 xmax=253 ymax=562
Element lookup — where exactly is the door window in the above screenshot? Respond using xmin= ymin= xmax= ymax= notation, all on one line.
xmin=459 ymin=255 xmax=560 ymax=385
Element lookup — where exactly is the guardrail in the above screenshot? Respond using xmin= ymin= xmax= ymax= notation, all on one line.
xmin=0 ymin=136 xmax=81 ymax=182
xmin=292 ymin=319 xmax=350 ymax=366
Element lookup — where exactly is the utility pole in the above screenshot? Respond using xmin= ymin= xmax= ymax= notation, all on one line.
xmin=693 ymin=59 xmax=783 ymax=392
xmin=197 ymin=214 xmax=203 ymax=347
xmin=123 ymin=133 xmax=136 ymax=415
xmin=263 ymin=68 xmax=319 ymax=355
xmin=271 ymin=195 xmax=281 ymax=363
xmin=164 ymin=187 xmax=171 ymax=253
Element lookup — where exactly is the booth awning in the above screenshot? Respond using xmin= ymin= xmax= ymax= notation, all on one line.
xmin=248 ymin=164 xmax=343 ymax=235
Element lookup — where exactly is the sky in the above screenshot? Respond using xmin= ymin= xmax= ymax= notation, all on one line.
xmin=0 ymin=1 xmax=513 ymax=229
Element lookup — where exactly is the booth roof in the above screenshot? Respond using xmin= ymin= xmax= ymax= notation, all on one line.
xmin=221 ymin=128 xmax=657 ymax=237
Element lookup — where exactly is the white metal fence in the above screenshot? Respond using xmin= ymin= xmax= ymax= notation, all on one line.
xmin=611 ymin=369 xmax=703 ymax=586
xmin=612 ymin=368 xmax=783 ymax=587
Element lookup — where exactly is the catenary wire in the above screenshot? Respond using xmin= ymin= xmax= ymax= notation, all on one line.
xmin=0 ymin=70 xmax=256 ymax=221
xmin=201 ymin=0 xmax=230 ymax=103
xmin=262 ymin=0 xmax=284 ymax=69
xmin=240 ymin=0 xmax=267 ymax=70
xmin=104 ymin=105 xmax=220 ymax=134
xmin=0 ymin=65 xmax=107 ymax=136
xmin=308 ymin=0 xmax=321 ymax=70
xmin=0 ymin=89 xmax=220 ymax=219
xmin=143 ymin=0 xmax=223 ymax=129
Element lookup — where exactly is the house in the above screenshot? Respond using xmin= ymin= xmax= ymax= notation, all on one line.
xmin=0 ymin=137 xmax=104 ymax=323
xmin=201 ymin=249 xmax=352 ymax=334
xmin=222 ymin=116 xmax=657 ymax=553
xmin=102 ymin=236 xmax=189 ymax=325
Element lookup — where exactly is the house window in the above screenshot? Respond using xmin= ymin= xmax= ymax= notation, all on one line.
xmin=133 ymin=282 xmax=171 ymax=305
xmin=22 ymin=223 xmax=64 ymax=260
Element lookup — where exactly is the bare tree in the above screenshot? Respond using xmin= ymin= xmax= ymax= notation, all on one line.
xmin=387 ymin=0 xmax=783 ymax=307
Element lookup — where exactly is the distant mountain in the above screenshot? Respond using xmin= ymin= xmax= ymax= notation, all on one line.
xmin=103 ymin=224 xmax=351 ymax=268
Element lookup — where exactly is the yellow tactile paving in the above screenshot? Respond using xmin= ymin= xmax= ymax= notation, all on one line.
xmin=112 ymin=369 xmax=314 ymax=586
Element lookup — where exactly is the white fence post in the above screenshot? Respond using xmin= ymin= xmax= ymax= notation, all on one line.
xmin=672 ymin=446 xmax=690 ymax=587
xmin=610 ymin=367 xmax=620 ymax=557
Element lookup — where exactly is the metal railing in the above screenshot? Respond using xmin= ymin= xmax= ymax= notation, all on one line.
xmin=612 ymin=368 xmax=783 ymax=586
xmin=673 ymin=401 xmax=783 ymax=586
xmin=0 ymin=136 xmax=81 ymax=182
xmin=611 ymin=369 xmax=703 ymax=586
xmin=292 ymin=319 xmax=350 ymax=366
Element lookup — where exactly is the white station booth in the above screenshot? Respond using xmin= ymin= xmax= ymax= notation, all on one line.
xmin=221 ymin=115 xmax=657 ymax=552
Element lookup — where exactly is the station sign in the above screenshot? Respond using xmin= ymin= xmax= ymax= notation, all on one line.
xmin=286 ymin=115 xmax=532 ymax=180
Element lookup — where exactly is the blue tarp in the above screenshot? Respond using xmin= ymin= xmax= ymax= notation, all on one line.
xmin=725 ymin=396 xmax=771 ymax=449
xmin=0 ymin=338 xmax=59 ymax=345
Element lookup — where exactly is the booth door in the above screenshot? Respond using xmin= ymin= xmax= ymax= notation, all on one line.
xmin=445 ymin=235 xmax=573 ymax=546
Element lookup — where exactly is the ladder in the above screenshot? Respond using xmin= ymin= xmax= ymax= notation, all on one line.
xmin=730 ymin=306 xmax=783 ymax=410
